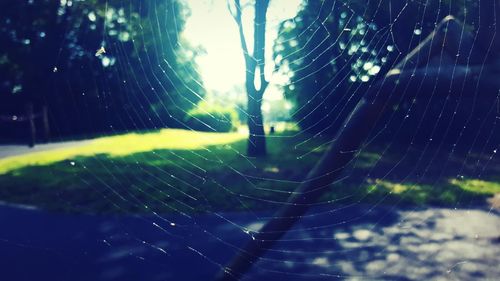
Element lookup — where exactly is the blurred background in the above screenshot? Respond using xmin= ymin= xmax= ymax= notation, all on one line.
xmin=0 ymin=0 xmax=499 ymax=280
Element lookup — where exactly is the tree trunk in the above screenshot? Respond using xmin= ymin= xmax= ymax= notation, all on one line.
xmin=42 ymin=105 xmax=50 ymax=143
xmin=215 ymin=72 xmax=399 ymax=281
xmin=25 ymin=103 xmax=36 ymax=148
xmin=246 ymin=91 xmax=266 ymax=156
xmin=230 ymin=0 xmax=270 ymax=157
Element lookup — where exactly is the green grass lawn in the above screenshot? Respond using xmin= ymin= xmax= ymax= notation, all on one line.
xmin=0 ymin=128 xmax=498 ymax=214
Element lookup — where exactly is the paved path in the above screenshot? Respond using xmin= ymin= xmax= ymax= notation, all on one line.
xmin=0 ymin=204 xmax=498 ymax=281
xmin=245 ymin=207 xmax=500 ymax=281
xmin=0 ymin=140 xmax=92 ymax=158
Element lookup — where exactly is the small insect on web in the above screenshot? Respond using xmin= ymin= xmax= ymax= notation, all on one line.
xmin=95 ymin=46 xmax=106 ymax=57
xmin=94 ymin=1 xmax=109 ymax=58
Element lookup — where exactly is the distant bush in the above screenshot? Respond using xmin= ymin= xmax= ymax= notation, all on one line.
xmin=184 ymin=103 xmax=238 ymax=132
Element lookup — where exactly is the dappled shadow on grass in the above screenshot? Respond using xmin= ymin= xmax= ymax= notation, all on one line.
xmin=324 ymin=178 xmax=497 ymax=209
xmin=0 ymin=132 xmax=498 ymax=214
xmin=325 ymin=143 xmax=500 ymax=208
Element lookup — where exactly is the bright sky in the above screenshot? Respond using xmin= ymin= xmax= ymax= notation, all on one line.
xmin=183 ymin=0 xmax=302 ymax=97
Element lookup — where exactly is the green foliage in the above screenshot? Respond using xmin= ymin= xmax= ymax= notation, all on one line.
xmin=450 ymin=179 xmax=500 ymax=195
xmin=0 ymin=0 xmax=205 ymax=138
xmin=274 ymin=0 xmax=390 ymax=134
xmin=184 ymin=102 xmax=239 ymax=132
xmin=274 ymin=0 xmax=479 ymax=135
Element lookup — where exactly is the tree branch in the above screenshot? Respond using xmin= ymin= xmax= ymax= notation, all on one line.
xmin=253 ymin=0 xmax=270 ymax=96
xmin=229 ymin=0 xmax=251 ymax=66
xmin=392 ymin=15 xmax=483 ymax=74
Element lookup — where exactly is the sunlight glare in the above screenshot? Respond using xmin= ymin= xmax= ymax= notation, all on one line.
xmin=184 ymin=0 xmax=302 ymax=97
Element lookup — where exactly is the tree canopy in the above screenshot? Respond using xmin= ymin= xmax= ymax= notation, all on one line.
xmin=0 ymin=0 xmax=204 ymax=139
xmin=273 ymin=0 xmax=482 ymax=135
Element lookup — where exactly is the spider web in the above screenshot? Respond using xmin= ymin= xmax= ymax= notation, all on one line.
xmin=1 ymin=0 xmax=499 ymax=280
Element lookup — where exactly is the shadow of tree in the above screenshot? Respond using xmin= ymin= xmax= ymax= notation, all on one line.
xmin=243 ymin=206 xmax=500 ymax=281
xmin=0 ymin=133 xmax=498 ymax=214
